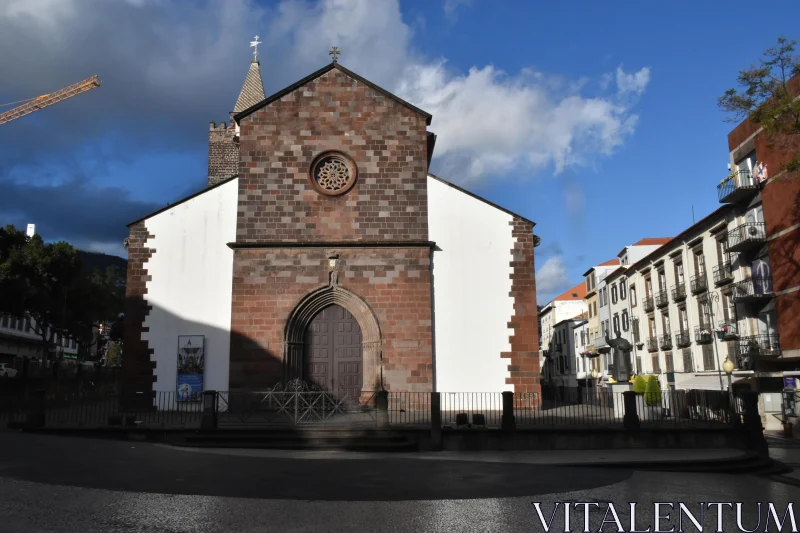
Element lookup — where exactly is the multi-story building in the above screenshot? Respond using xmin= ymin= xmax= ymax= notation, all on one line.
xmin=0 ymin=314 xmax=79 ymax=362
xmin=583 ymin=259 xmax=620 ymax=359
xmin=542 ymin=314 xmax=594 ymax=401
xmin=539 ymin=283 xmax=587 ymax=358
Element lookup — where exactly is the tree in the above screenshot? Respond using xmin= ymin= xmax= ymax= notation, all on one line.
xmin=632 ymin=374 xmax=647 ymax=395
xmin=718 ymin=36 xmax=800 ymax=174
xmin=644 ymin=375 xmax=662 ymax=407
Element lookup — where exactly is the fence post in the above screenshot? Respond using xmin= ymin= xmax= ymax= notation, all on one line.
xmin=501 ymin=391 xmax=516 ymax=430
xmin=376 ymin=390 xmax=389 ymax=428
xmin=26 ymin=389 xmax=46 ymax=429
xmin=623 ymin=390 xmax=640 ymax=431
xmin=430 ymin=392 xmax=442 ymax=451
xmin=201 ymin=390 xmax=217 ymax=430
xmin=742 ymin=391 xmax=768 ymax=456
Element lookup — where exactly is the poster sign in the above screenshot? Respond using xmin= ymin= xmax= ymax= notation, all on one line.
xmin=177 ymin=335 xmax=205 ymax=402
xmin=784 ymin=377 xmax=797 ymax=390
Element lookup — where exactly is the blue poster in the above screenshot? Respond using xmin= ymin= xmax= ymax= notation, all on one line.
xmin=177 ymin=335 xmax=205 ymax=402
xmin=784 ymin=377 xmax=797 ymax=390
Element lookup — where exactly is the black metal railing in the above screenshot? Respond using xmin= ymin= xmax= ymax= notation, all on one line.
xmin=441 ymin=392 xmax=503 ymax=428
xmin=642 ymin=297 xmax=655 ymax=313
xmin=659 ymin=333 xmax=672 ymax=350
xmin=717 ymin=321 xmax=738 ymax=340
xmin=671 ymin=283 xmax=686 ymax=302
xmin=727 ymin=222 xmax=767 ymax=252
xmin=695 ymin=325 xmax=714 ymax=344
xmin=655 ymin=290 xmax=669 ymax=308
xmin=737 ymin=334 xmax=781 ymax=359
xmin=718 ymin=170 xmax=758 ymax=203
xmin=731 ymin=277 xmax=774 ymax=302
xmin=388 ymin=392 xmax=431 ymax=426
xmin=712 ymin=262 xmax=734 ymax=285
xmin=675 ymin=330 xmax=691 ymax=347
xmin=646 ymin=337 xmax=658 ymax=352
xmin=690 ymin=274 xmax=707 ymax=294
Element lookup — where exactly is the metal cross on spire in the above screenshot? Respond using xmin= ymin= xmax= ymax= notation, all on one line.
xmin=250 ymin=35 xmax=261 ymax=61
xmin=329 ymin=46 xmax=341 ymax=63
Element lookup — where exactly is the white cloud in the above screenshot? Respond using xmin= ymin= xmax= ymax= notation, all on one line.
xmin=443 ymin=0 xmax=471 ymax=16
xmin=536 ymin=255 xmax=571 ymax=297
xmin=616 ymin=65 xmax=651 ymax=96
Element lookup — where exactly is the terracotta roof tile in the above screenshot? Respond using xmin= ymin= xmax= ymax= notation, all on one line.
xmin=632 ymin=237 xmax=672 ymax=247
xmin=553 ymin=282 xmax=587 ymax=301
xmin=597 ymin=258 xmax=620 ymax=267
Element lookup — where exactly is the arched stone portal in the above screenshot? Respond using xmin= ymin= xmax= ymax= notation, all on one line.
xmin=284 ymin=285 xmax=382 ymax=393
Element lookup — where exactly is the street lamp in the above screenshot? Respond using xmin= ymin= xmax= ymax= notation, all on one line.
xmin=723 ymin=357 xmax=736 ymax=423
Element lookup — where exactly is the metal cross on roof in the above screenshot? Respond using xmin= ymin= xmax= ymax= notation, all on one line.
xmin=329 ymin=46 xmax=341 ymax=63
xmin=250 ymin=35 xmax=261 ymax=61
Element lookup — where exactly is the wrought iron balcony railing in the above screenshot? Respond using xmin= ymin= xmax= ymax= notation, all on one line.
xmin=655 ymin=290 xmax=669 ymax=308
xmin=642 ymin=297 xmax=655 ymax=313
xmin=646 ymin=337 xmax=658 ymax=353
xmin=674 ymin=330 xmax=691 ymax=347
xmin=695 ymin=325 xmax=714 ymax=344
xmin=737 ymin=334 xmax=781 ymax=359
xmin=717 ymin=321 xmax=739 ymax=340
xmin=712 ymin=262 xmax=734 ymax=286
xmin=659 ymin=333 xmax=672 ymax=350
xmin=671 ymin=283 xmax=686 ymax=302
xmin=690 ymin=274 xmax=708 ymax=295
xmin=718 ymin=170 xmax=759 ymax=203
xmin=727 ymin=222 xmax=767 ymax=253
xmin=731 ymin=276 xmax=774 ymax=302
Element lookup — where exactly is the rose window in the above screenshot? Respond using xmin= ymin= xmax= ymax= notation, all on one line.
xmin=309 ymin=152 xmax=357 ymax=196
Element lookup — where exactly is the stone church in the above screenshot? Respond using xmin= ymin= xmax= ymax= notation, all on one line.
xmin=123 ymin=51 xmax=541 ymax=400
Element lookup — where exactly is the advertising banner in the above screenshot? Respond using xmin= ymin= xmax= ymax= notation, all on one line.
xmin=176 ymin=335 xmax=204 ymax=402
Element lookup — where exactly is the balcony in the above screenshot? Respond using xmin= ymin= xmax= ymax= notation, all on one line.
xmin=671 ymin=283 xmax=687 ymax=302
xmin=731 ymin=277 xmax=774 ymax=303
xmin=695 ymin=325 xmax=714 ymax=344
xmin=717 ymin=321 xmax=739 ymax=340
xmin=642 ymin=297 xmax=655 ymax=313
xmin=712 ymin=262 xmax=734 ymax=286
xmin=655 ymin=290 xmax=669 ymax=308
xmin=674 ymin=330 xmax=691 ymax=347
xmin=646 ymin=337 xmax=658 ymax=353
xmin=659 ymin=333 xmax=672 ymax=350
xmin=690 ymin=274 xmax=708 ymax=295
xmin=737 ymin=334 xmax=781 ymax=360
xmin=718 ymin=170 xmax=759 ymax=203
xmin=727 ymin=222 xmax=767 ymax=253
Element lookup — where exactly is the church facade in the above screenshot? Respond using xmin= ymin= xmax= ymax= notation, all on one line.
xmin=122 ymin=57 xmax=541 ymax=400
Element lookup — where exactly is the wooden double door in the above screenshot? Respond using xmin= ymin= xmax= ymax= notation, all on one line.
xmin=304 ymin=304 xmax=363 ymax=400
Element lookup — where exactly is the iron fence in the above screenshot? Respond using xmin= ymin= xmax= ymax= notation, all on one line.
xmin=441 ymin=392 xmax=503 ymax=428
xmin=388 ymin=391 xmax=430 ymax=426
xmin=514 ymin=388 xmax=621 ymax=427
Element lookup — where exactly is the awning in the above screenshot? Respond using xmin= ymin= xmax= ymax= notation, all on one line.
xmin=676 ymin=374 xmax=748 ymax=391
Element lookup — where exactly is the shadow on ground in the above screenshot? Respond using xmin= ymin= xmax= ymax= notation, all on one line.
xmin=0 ymin=433 xmax=632 ymax=501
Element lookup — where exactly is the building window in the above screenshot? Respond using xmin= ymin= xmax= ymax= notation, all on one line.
xmin=25 ymin=318 xmax=32 ymax=332
xmin=632 ymin=318 xmax=640 ymax=343
xmin=679 ymin=307 xmax=689 ymax=332
xmin=613 ymin=314 xmax=620 ymax=334
xmin=611 ymin=284 xmax=618 ymax=304
xmin=630 ymin=284 xmax=637 ymax=306
xmin=636 ymin=355 xmax=642 ymax=374
xmin=309 ymin=151 xmax=358 ymax=196
xmin=722 ymin=292 xmax=735 ymax=323
xmin=620 ymin=279 xmax=627 ymax=300
xmin=658 ymin=270 xmax=667 ymax=292
xmin=652 ymin=354 xmax=661 ymax=374
xmin=593 ymin=301 xmax=597 ymax=316
xmin=682 ymin=349 xmax=694 ymax=373
xmin=694 ymin=248 xmax=705 ymax=277
xmin=622 ymin=311 xmax=630 ymax=331
xmin=698 ymin=298 xmax=711 ymax=329
xmin=674 ymin=261 xmax=684 ymax=284
xmin=664 ymin=351 xmax=674 ymax=373
xmin=702 ymin=345 xmax=716 ymax=370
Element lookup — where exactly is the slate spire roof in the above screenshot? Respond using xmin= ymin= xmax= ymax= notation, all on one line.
xmin=233 ymin=60 xmax=266 ymax=113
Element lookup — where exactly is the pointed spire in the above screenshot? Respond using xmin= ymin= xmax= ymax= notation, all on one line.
xmin=233 ymin=39 xmax=266 ymax=112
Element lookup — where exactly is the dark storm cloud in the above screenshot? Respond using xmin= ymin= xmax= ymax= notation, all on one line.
xmin=0 ymin=175 xmax=160 ymax=248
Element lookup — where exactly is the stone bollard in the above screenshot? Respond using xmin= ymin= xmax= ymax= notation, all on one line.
xmin=201 ymin=390 xmax=218 ymax=430
xmin=501 ymin=391 xmax=516 ymax=431
xmin=623 ymin=390 xmax=640 ymax=431
xmin=430 ymin=392 xmax=442 ymax=451
xmin=376 ymin=390 xmax=389 ymax=429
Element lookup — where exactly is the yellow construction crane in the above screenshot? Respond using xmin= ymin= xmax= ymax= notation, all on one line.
xmin=0 ymin=75 xmax=101 ymax=126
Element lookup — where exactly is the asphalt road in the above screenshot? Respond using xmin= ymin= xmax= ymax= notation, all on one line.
xmin=1 ymin=433 xmax=799 ymax=532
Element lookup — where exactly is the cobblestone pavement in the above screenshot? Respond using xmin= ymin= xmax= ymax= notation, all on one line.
xmin=1 ymin=433 xmax=799 ymax=532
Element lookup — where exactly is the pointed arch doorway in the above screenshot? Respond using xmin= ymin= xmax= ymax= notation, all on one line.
xmin=304 ymin=304 xmax=363 ymax=400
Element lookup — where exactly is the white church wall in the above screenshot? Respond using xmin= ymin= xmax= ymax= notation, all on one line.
xmin=141 ymin=178 xmax=239 ymax=393
xmin=427 ymin=176 xmax=516 ymax=392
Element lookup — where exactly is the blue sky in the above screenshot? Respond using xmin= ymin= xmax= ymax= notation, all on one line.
xmin=0 ymin=0 xmax=798 ymax=303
